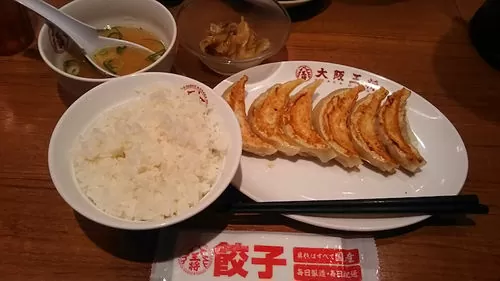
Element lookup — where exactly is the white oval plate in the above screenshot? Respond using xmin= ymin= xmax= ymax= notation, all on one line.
xmin=213 ymin=61 xmax=468 ymax=232
xmin=278 ymin=0 xmax=313 ymax=8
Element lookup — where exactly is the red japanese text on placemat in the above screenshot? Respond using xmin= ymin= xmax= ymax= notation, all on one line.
xmin=294 ymin=264 xmax=362 ymax=281
xmin=151 ymin=231 xmax=378 ymax=281
xmin=293 ymin=247 xmax=360 ymax=265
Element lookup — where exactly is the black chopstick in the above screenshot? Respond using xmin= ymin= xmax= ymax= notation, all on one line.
xmin=223 ymin=195 xmax=489 ymax=215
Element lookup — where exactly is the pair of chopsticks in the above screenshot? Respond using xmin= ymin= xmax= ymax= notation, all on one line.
xmin=223 ymin=195 xmax=488 ymax=215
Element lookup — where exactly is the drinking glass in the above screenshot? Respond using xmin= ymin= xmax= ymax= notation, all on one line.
xmin=0 ymin=0 xmax=35 ymax=56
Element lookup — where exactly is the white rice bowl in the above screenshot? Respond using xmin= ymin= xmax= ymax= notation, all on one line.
xmin=72 ymin=87 xmax=228 ymax=221
xmin=48 ymin=73 xmax=242 ymax=230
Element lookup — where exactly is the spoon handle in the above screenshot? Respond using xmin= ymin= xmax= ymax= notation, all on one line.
xmin=15 ymin=0 xmax=96 ymax=53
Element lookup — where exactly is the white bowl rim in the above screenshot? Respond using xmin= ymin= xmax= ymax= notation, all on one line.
xmin=37 ymin=0 xmax=178 ymax=83
xmin=48 ymin=72 xmax=242 ymax=230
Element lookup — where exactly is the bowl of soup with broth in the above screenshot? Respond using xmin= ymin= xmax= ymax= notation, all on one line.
xmin=64 ymin=26 xmax=167 ymax=78
xmin=38 ymin=0 xmax=177 ymax=97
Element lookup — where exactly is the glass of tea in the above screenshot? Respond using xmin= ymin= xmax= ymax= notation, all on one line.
xmin=470 ymin=0 xmax=500 ymax=70
xmin=0 ymin=1 xmax=35 ymax=56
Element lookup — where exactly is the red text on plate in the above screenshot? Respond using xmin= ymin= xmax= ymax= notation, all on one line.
xmin=333 ymin=70 xmax=345 ymax=81
xmin=315 ymin=67 xmax=328 ymax=79
xmin=367 ymin=78 xmax=378 ymax=85
xmin=296 ymin=65 xmax=313 ymax=81
xmin=181 ymin=84 xmax=208 ymax=104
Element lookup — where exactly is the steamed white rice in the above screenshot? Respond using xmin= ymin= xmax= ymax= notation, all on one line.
xmin=72 ymin=86 xmax=228 ymax=221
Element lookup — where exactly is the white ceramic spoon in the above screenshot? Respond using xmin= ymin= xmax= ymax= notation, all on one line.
xmin=15 ymin=0 xmax=154 ymax=77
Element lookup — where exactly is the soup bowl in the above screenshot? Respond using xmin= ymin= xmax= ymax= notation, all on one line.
xmin=38 ymin=0 xmax=177 ymax=97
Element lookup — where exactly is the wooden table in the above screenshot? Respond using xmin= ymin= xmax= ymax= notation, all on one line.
xmin=1 ymin=0 xmax=499 ymax=280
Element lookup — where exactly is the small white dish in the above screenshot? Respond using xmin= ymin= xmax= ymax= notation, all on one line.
xmin=213 ymin=61 xmax=468 ymax=232
xmin=49 ymin=73 xmax=242 ymax=230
